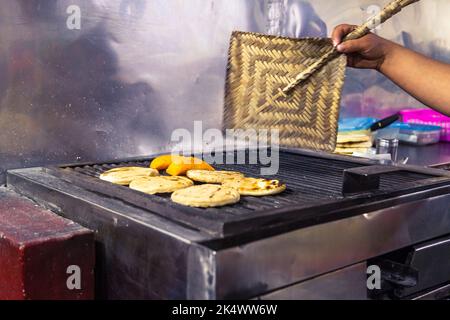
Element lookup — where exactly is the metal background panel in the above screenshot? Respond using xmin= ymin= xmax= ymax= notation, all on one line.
xmin=0 ymin=0 xmax=447 ymax=174
xmin=0 ymin=0 xmax=258 ymax=174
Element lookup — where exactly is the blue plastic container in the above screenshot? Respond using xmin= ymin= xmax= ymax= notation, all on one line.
xmin=386 ymin=123 xmax=442 ymax=145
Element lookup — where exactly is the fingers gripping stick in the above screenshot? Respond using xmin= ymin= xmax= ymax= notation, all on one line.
xmin=282 ymin=0 xmax=420 ymax=94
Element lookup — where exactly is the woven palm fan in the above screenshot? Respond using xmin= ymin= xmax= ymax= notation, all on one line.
xmin=223 ymin=0 xmax=420 ymax=152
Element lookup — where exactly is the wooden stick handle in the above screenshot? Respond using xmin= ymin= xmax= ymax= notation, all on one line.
xmin=282 ymin=0 xmax=420 ymax=94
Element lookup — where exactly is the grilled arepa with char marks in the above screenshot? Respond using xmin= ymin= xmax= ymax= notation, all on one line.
xmin=129 ymin=176 xmax=194 ymax=194
xmin=171 ymin=184 xmax=240 ymax=208
xmin=99 ymin=167 xmax=159 ymax=185
xmin=222 ymin=177 xmax=286 ymax=196
xmin=186 ymin=170 xmax=244 ymax=184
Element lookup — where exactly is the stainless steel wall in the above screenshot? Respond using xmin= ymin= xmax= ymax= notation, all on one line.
xmin=0 ymin=0 xmax=447 ymax=175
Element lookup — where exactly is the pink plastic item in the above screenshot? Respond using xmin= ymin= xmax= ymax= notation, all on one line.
xmin=400 ymin=109 xmax=450 ymax=142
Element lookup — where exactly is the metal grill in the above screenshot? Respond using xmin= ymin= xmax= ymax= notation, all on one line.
xmin=48 ymin=150 xmax=449 ymax=236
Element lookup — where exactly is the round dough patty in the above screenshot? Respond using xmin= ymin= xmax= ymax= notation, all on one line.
xmin=222 ymin=177 xmax=286 ymax=196
xmin=186 ymin=170 xmax=244 ymax=183
xmin=99 ymin=167 xmax=159 ymax=185
xmin=129 ymin=176 xmax=194 ymax=194
xmin=171 ymin=184 xmax=240 ymax=208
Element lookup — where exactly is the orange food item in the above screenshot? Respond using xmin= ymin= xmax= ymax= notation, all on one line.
xmin=150 ymin=154 xmax=183 ymax=170
xmin=166 ymin=156 xmax=214 ymax=176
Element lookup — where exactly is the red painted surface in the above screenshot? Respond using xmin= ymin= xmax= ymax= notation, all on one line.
xmin=0 ymin=188 xmax=95 ymax=300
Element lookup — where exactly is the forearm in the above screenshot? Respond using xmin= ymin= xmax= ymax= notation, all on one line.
xmin=380 ymin=42 xmax=450 ymax=115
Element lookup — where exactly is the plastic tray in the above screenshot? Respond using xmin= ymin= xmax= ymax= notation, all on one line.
xmin=392 ymin=122 xmax=441 ymax=145
xmin=400 ymin=109 xmax=450 ymax=142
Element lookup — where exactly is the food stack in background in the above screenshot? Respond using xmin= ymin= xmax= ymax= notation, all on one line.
xmin=335 ymin=131 xmax=373 ymax=155
xmin=334 ymin=117 xmax=376 ymax=155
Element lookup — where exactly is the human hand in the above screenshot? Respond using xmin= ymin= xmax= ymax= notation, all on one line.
xmin=331 ymin=24 xmax=394 ymax=71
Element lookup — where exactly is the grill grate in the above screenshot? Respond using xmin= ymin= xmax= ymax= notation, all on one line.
xmin=52 ymin=150 xmax=448 ymax=236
